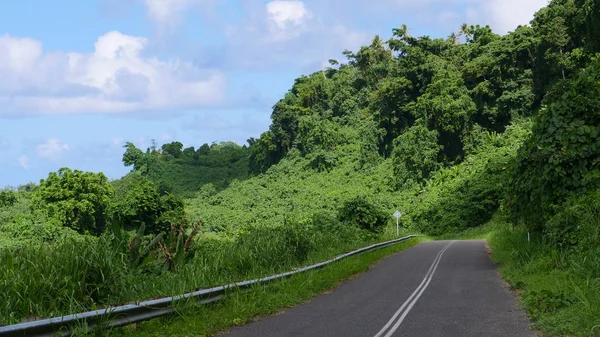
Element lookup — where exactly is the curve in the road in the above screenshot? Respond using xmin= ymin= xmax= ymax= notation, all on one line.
xmin=373 ymin=240 xmax=455 ymax=337
xmin=221 ymin=240 xmax=533 ymax=337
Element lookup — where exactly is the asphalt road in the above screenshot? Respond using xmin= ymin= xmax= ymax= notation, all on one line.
xmin=220 ymin=240 xmax=534 ymax=337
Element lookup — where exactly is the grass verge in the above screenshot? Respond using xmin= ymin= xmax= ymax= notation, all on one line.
xmin=434 ymin=221 xmax=503 ymax=241
xmin=106 ymin=237 xmax=427 ymax=337
xmin=488 ymin=226 xmax=600 ymax=336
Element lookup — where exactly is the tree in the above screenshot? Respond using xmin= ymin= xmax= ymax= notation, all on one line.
xmin=111 ymin=173 xmax=186 ymax=234
xmin=448 ymin=32 xmax=460 ymax=45
xmin=416 ymin=60 xmax=476 ymax=161
xmin=0 ymin=189 xmax=17 ymax=208
xmin=161 ymin=141 xmax=183 ymax=158
xmin=392 ymin=125 xmax=442 ymax=185
xmin=338 ymin=196 xmax=388 ymax=233
xmin=507 ymin=59 xmax=600 ymax=232
xmin=33 ymin=168 xmax=114 ymax=235
xmin=369 ymin=76 xmax=416 ymax=155
xmin=459 ymin=23 xmax=470 ymax=39
xmin=122 ymin=142 xmax=144 ymax=169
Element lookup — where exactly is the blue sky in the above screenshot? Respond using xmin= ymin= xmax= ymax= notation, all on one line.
xmin=0 ymin=0 xmax=548 ymax=187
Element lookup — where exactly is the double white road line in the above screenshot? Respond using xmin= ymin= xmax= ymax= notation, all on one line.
xmin=373 ymin=241 xmax=456 ymax=337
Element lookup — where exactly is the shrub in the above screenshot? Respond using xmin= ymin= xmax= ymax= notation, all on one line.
xmin=507 ymin=60 xmax=600 ymax=231
xmin=544 ymin=187 xmax=600 ymax=247
xmin=111 ymin=172 xmax=187 ymax=235
xmin=0 ymin=190 xmax=17 ymax=208
xmin=32 ymin=168 xmax=114 ymax=235
xmin=338 ymin=196 xmax=388 ymax=233
xmin=407 ymin=121 xmax=530 ymax=235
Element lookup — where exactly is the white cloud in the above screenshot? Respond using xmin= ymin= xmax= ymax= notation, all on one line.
xmin=266 ymin=1 xmax=311 ymax=40
xmin=18 ymin=155 xmax=30 ymax=169
xmin=484 ymin=0 xmax=549 ymax=34
xmin=224 ymin=1 xmax=369 ymax=69
xmin=111 ymin=137 xmax=124 ymax=146
xmin=0 ymin=31 xmax=227 ymax=116
xmin=36 ymin=138 xmax=70 ymax=160
xmin=143 ymin=0 xmax=218 ymax=33
xmin=384 ymin=0 xmax=547 ymax=34
xmin=145 ymin=0 xmax=194 ymax=30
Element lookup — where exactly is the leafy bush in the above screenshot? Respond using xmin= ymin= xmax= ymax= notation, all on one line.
xmin=405 ymin=121 xmax=531 ymax=235
xmin=392 ymin=124 xmax=442 ymax=185
xmin=544 ymin=187 xmax=600 ymax=247
xmin=309 ymin=212 xmax=364 ymax=244
xmin=0 ymin=190 xmax=16 ymax=208
xmin=111 ymin=172 xmax=187 ymax=235
xmin=32 ymin=168 xmax=114 ymax=235
xmin=507 ymin=60 xmax=600 ymax=231
xmin=338 ymin=196 xmax=388 ymax=233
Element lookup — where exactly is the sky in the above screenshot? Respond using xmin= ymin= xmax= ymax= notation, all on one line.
xmin=0 ymin=0 xmax=549 ymax=187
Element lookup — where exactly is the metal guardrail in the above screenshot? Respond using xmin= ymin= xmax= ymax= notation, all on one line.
xmin=0 ymin=235 xmax=419 ymax=337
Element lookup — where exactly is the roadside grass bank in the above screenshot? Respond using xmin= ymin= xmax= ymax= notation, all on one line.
xmin=488 ymin=226 xmax=600 ymax=336
xmin=0 ymin=220 xmax=418 ymax=326
xmin=434 ymin=221 xmax=503 ymax=241
xmin=108 ymin=237 xmax=428 ymax=337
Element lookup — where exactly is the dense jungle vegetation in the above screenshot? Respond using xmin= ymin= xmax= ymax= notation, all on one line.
xmin=1 ymin=0 xmax=599 ymax=334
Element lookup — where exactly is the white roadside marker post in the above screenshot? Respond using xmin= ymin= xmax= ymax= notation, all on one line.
xmin=394 ymin=210 xmax=402 ymax=237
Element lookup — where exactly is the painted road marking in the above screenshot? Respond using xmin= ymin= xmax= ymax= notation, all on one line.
xmin=373 ymin=241 xmax=456 ymax=337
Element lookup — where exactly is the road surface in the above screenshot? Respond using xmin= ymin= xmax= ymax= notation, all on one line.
xmin=220 ymin=240 xmax=533 ymax=337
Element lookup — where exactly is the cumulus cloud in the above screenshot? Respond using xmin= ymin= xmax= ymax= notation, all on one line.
xmin=0 ymin=31 xmax=227 ymax=116
xmin=385 ymin=0 xmax=547 ymax=34
xmin=143 ymin=0 xmax=221 ymax=34
xmin=266 ymin=1 xmax=311 ymax=40
xmin=145 ymin=0 xmax=195 ymax=30
xmin=224 ymin=0 xmax=369 ymax=70
xmin=484 ymin=0 xmax=549 ymax=33
xmin=18 ymin=155 xmax=30 ymax=169
xmin=35 ymin=138 xmax=70 ymax=160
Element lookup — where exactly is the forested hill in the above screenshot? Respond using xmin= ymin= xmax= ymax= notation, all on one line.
xmin=198 ymin=0 xmax=598 ymax=238
xmin=120 ymin=141 xmax=250 ymax=197
xmin=248 ymin=2 xmax=598 ymax=176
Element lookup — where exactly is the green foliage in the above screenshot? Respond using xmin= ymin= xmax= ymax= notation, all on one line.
xmin=507 ymin=59 xmax=600 ymax=232
xmin=122 ymin=141 xmax=249 ymax=197
xmin=489 ymin=217 xmax=600 ymax=336
xmin=0 ymin=236 xmax=131 ymax=325
xmin=405 ymin=121 xmax=532 ymax=235
xmin=125 ymin=223 xmax=166 ymax=271
xmin=416 ymin=60 xmax=476 ymax=161
xmin=122 ymin=142 xmax=145 ymax=170
xmin=155 ymin=220 xmax=201 ymax=272
xmin=111 ymin=173 xmax=162 ymax=232
xmin=232 ymin=224 xmax=312 ymax=272
xmin=543 ymin=188 xmax=600 ymax=248
xmin=338 ymin=196 xmax=388 ymax=233
xmin=523 ymin=289 xmax=578 ymax=318
xmin=392 ymin=125 xmax=442 ymax=185
xmin=110 ymin=171 xmax=187 ymax=234
xmin=161 ymin=141 xmax=184 ymax=158
xmin=0 ymin=189 xmax=16 ymax=208
xmin=32 ymin=168 xmax=114 ymax=235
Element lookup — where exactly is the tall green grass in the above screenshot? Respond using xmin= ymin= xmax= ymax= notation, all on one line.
xmin=113 ymin=236 xmax=425 ymax=337
xmin=0 ymin=221 xmax=414 ymax=326
xmin=489 ymin=225 xmax=600 ymax=336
